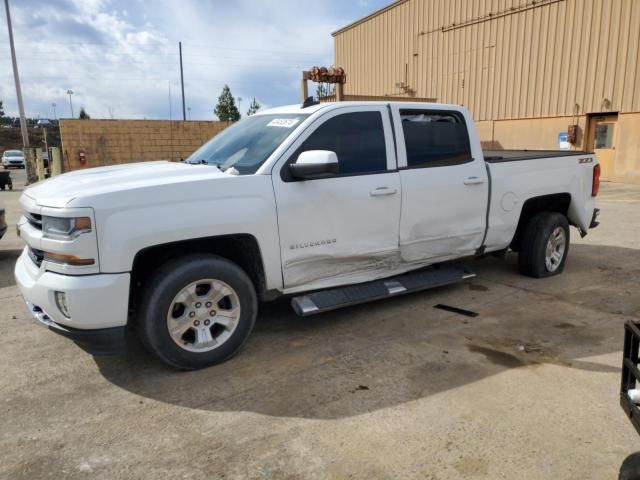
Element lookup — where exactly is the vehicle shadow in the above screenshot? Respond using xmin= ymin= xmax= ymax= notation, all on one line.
xmin=94 ymin=243 xmax=639 ymax=420
xmin=0 ymin=249 xmax=22 ymax=289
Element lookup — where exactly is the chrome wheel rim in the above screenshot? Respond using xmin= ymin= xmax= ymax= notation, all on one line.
xmin=545 ymin=227 xmax=566 ymax=272
xmin=166 ymin=279 xmax=241 ymax=353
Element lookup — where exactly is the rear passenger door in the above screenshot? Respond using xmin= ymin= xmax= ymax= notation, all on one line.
xmin=272 ymin=106 xmax=401 ymax=291
xmin=391 ymin=107 xmax=488 ymax=262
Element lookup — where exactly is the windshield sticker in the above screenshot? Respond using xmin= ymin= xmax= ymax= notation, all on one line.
xmin=267 ymin=118 xmax=300 ymax=128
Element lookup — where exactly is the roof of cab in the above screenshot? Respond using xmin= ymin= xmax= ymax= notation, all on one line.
xmin=257 ymin=101 xmax=466 ymax=116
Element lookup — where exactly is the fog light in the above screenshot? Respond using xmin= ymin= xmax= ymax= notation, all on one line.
xmin=54 ymin=291 xmax=70 ymax=318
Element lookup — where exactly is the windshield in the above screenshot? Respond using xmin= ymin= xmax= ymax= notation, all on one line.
xmin=186 ymin=114 xmax=308 ymax=174
xmin=5 ymin=151 xmax=22 ymax=157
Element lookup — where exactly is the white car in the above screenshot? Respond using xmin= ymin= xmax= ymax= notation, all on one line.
xmin=14 ymin=101 xmax=600 ymax=369
xmin=2 ymin=150 xmax=25 ymax=169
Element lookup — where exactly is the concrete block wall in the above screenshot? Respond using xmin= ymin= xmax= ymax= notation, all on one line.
xmin=59 ymin=119 xmax=230 ymax=171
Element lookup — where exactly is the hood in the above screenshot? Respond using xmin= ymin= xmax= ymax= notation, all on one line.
xmin=24 ymin=161 xmax=230 ymax=208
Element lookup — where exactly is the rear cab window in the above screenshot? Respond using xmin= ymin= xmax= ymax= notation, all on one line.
xmin=399 ymin=110 xmax=472 ymax=168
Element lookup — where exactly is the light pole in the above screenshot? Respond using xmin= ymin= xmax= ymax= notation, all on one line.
xmin=66 ymin=89 xmax=74 ymax=118
xmin=179 ymin=41 xmax=186 ymax=121
xmin=4 ymin=0 xmax=29 ymax=147
xmin=51 ymin=103 xmax=57 ymax=120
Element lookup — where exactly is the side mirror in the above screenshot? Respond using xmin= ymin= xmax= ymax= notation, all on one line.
xmin=289 ymin=150 xmax=339 ymax=180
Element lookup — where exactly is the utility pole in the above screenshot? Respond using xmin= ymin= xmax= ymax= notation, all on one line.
xmin=168 ymin=82 xmax=172 ymax=121
xmin=179 ymin=41 xmax=186 ymax=121
xmin=67 ymin=89 xmax=74 ymax=117
xmin=4 ymin=0 xmax=29 ymax=147
xmin=51 ymin=102 xmax=56 ymax=120
xmin=168 ymin=82 xmax=173 ymax=161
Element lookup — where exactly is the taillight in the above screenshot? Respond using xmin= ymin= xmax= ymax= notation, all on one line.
xmin=592 ymin=164 xmax=601 ymax=197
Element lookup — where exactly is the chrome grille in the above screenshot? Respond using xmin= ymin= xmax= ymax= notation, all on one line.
xmin=28 ymin=247 xmax=44 ymax=267
xmin=24 ymin=211 xmax=42 ymax=230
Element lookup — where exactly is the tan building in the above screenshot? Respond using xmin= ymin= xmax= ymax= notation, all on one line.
xmin=333 ymin=0 xmax=640 ymax=183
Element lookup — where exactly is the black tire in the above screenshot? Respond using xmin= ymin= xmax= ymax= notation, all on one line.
xmin=518 ymin=212 xmax=570 ymax=278
xmin=137 ymin=254 xmax=258 ymax=370
xmin=619 ymin=453 xmax=640 ymax=480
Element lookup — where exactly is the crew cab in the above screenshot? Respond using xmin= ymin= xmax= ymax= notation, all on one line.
xmin=14 ymin=102 xmax=600 ymax=369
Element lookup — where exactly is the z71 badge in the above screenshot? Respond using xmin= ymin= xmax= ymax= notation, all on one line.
xmin=290 ymin=238 xmax=337 ymax=250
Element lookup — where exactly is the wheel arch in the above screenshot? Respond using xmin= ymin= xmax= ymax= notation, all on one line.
xmin=510 ymin=193 xmax=571 ymax=252
xmin=129 ymin=234 xmax=273 ymax=318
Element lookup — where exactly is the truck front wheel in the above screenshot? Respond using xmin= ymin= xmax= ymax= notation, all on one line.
xmin=518 ymin=212 xmax=570 ymax=278
xmin=137 ymin=254 xmax=257 ymax=370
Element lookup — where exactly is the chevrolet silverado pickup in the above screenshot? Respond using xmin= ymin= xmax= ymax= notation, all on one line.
xmin=14 ymin=102 xmax=601 ymax=369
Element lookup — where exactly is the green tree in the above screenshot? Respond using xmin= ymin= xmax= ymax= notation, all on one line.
xmin=79 ymin=107 xmax=90 ymax=119
xmin=0 ymin=100 xmax=4 ymax=117
xmin=246 ymin=97 xmax=261 ymax=116
xmin=214 ymin=85 xmax=240 ymax=122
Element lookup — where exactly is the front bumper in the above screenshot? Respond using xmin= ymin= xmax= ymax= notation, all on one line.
xmin=0 ymin=210 xmax=6 ymax=239
xmin=14 ymin=248 xmax=130 ymax=355
xmin=590 ymin=208 xmax=600 ymax=228
xmin=25 ymin=302 xmax=126 ymax=355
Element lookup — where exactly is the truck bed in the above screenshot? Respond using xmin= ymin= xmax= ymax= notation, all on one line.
xmin=483 ymin=149 xmax=590 ymax=163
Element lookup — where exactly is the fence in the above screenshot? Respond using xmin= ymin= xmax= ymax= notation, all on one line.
xmin=59 ymin=119 xmax=229 ymax=171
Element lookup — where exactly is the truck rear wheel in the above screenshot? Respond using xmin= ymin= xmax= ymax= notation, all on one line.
xmin=137 ymin=254 xmax=257 ymax=370
xmin=518 ymin=212 xmax=570 ymax=278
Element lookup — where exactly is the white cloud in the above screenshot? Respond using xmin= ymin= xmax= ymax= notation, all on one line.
xmin=0 ymin=0 xmax=389 ymax=120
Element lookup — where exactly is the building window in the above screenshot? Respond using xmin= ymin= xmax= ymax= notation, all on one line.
xmin=594 ymin=123 xmax=615 ymax=149
xmin=400 ymin=110 xmax=472 ymax=168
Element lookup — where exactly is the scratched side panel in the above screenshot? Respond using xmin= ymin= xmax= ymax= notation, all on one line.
xmin=273 ymin=172 xmax=403 ymax=291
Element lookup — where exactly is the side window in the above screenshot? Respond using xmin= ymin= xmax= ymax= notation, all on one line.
xmin=400 ymin=110 xmax=472 ymax=168
xmin=287 ymin=111 xmax=387 ymax=178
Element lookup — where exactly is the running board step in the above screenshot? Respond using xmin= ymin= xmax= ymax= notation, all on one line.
xmin=291 ymin=264 xmax=475 ymax=317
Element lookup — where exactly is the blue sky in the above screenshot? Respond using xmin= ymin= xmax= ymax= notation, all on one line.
xmin=0 ymin=0 xmax=391 ymax=120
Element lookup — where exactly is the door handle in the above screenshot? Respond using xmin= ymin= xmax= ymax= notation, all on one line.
xmin=463 ymin=176 xmax=485 ymax=185
xmin=370 ymin=186 xmax=398 ymax=197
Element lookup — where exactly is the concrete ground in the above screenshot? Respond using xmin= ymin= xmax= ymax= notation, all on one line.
xmin=1 ymin=168 xmax=639 ymax=479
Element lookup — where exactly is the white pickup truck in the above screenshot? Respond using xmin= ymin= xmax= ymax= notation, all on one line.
xmin=15 ymin=102 xmax=601 ymax=369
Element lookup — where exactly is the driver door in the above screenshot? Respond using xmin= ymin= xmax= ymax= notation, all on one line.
xmin=271 ymin=106 xmax=401 ymax=292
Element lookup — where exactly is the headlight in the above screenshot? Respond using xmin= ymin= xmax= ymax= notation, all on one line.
xmin=42 ymin=216 xmax=92 ymax=240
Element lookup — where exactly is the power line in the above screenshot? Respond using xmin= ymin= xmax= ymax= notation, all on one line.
xmin=13 ymin=57 xmax=319 ymax=68
xmin=15 ymin=40 xmax=322 ymax=56
xmin=21 ymin=52 xmax=322 ymax=65
xmin=0 ymin=64 xmax=306 ymax=81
